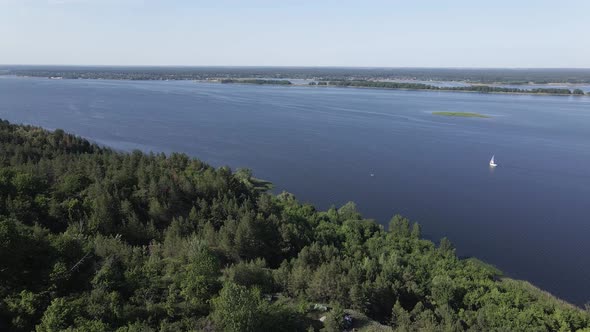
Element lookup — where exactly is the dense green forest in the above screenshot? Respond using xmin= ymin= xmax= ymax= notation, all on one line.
xmin=1 ymin=119 xmax=589 ymax=331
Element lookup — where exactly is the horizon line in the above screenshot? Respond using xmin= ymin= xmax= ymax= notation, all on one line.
xmin=2 ymin=64 xmax=590 ymax=70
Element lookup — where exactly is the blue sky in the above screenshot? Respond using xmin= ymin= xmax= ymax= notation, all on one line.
xmin=1 ymin=0 xmax=589 ymax=67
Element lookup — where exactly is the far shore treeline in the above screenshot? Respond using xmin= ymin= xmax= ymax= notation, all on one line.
xmin=224 ymin=79 xmax=586 ymax=95
xmin=2 ymin=66 xmax=588 ymax=96
xmin=323 ymin=80 xmax=586 ymax=95
xmin=220 ymin=79 xmax=292 ymax=85
xmin=1 ymin=119 xmax=589 ymax=331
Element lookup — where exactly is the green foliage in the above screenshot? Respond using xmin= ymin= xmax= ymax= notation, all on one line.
xmin=36 ymin=297 xmax=80 ymax=332
xmin=212 ymin=282 xmax=262 ymax=332
xmin=321 ymin=304 xmax=346 ymax=332
xmin=0 ymin=120 xmax=588 ymax=331
xmin=224 ymin=258 xmax=275 ymax=293
xmin=390 ymin=300 xmax=411 ymax=330
xmin=4 ymin=290 xmax=42 ymax=331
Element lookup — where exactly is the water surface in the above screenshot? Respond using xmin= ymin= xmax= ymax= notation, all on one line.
xmin=1 ymin=76 xmax=589 ymax=304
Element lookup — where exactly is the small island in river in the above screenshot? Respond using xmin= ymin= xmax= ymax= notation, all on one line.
xmin=433 ymin=111 xmax=490 ymax=118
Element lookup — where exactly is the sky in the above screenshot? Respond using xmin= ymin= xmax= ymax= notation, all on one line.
xmin=1 ymin=0 xmax=589 ymax=68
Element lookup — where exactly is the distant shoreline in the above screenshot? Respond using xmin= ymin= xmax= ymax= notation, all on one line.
xmin=206 ymin=78 xmax=588 ymax=97
xmin=3 ymin=74 xmax=589 ymax=98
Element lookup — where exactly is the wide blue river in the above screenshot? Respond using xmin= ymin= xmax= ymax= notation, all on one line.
xmin=1 ymin=76 xmax=589 ymax=305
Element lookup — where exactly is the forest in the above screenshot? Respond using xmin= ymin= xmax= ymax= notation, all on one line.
xmin=1 ymin=119 xmax=589 ymax=331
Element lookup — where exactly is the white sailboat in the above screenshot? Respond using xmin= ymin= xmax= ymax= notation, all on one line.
xmin=489 ymin=155 xmax=497 ymax=167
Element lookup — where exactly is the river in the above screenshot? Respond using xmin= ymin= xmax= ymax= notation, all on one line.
xmin=1 ymin=76 xmax=589 ymax=305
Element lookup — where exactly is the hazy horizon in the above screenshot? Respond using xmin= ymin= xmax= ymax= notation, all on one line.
xmin=2 ymin=0 xmax=589 ymax=68
xmin=2 ymin=65 xmax=590 ymax=70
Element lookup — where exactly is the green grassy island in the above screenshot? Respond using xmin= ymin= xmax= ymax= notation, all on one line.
xmin=433 ymin=111 xmax=490 ymax=118
xmin=0 ymin=119 xmax=588 ymax=331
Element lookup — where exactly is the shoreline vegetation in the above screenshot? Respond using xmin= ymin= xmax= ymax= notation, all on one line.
xmin=1 ymin=66 xmax=589 ymax=97
xmin=1 ymin=119 xmax=589 ymax=331
xmin=433 ymin=112 xmax=490 ymax=118
xmin=199 ymin=78 xmax=589 ymax=97
xmin=11 ymin=74 xmax=590 ymax=97
xmin=220 ymin=78 xmax=292 ymax=85
xmin=318 ymin=80 xmax=587 ymax=96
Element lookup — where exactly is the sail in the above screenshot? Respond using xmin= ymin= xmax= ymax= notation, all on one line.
xmin=490 ymin=155 xmax=495 ymax=164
